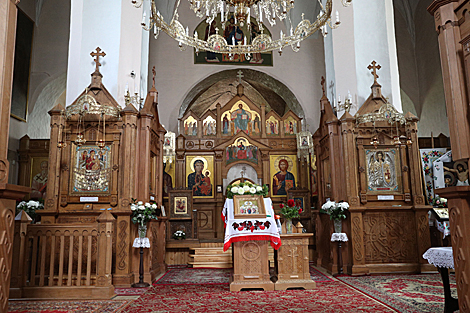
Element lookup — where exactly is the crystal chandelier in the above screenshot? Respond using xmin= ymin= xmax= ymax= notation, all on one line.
xmin=132 ymin=0 xmax=352 ymax=55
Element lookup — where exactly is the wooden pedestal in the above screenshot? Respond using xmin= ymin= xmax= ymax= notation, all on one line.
xmin=275 ymin=233 xmax=316 ymax=290
xmin=230 ymin=240 xmax=274 ymax=291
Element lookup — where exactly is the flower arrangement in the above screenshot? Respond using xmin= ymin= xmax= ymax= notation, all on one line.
xmin=173 ymin=230 xmax=186 ymax=240
xmin=280 ymin=199 xmax=302 ymax=219
xmin=432 ymin=196 xmax=447 ymax=208
xmin=226 ymin=182 xmax=268 ymax=199
xmin=16 ymin=200 xmax=44 ymax=222
xmin=320 ymin=200 xmax=349 ymax=221
xmin=130 ymin=199 xmax=158 ymax=227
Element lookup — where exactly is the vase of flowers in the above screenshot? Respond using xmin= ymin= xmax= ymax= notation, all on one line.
xmin=321 ymin=200 xmax=349 ymax=233
xmin=16 ymin=200 xmax=44 ymax=223
xmin=226 ymin=182 xmax=268 ymax=199
xmin=280 ymin=199 xmax=302 ymax=234
xmin=173 ymin=230 xmax=186 ymax=240
xmin=432 ymin=196 xmax=447 ymax=208
xmin=130 ymin=199 xmax=158 ymax=238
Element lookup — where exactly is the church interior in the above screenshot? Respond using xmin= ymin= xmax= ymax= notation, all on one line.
xmin=1 ymin=0 xmax=470 ymax=312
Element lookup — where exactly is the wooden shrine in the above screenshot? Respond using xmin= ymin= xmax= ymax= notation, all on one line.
xmin=10 ymin=49 xmax=167 ymax=298
xmin=428 ymin=1 xmax=470 ymax=310
xmin=313 ymin=64 xmax=433 ymax=275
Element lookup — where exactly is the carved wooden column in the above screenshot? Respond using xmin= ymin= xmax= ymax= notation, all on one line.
xmin=437 ymin=186 xmax=470 ymax=312
xmin=428 ymin=0 xmax=470 ymax=160
xmin=41 ymin=104 xmax=66 ymax=224
xmin=175 ymin=135 xmax=186 ymax=188
xmin=136 ymin=112 xmax=152 ymax=202
xmin=0 ymin=2 xmax=31 ymax=311
xmin=113 ymin=105 xmax=138 ymax=287
xmin=261 ymin=103 xmax=267 ymax=138
xmin=216 ymin=103 xmax=222 ymax=139
xmin=0 ymin=0 xmax=18 ymax=186
xmin=215 ymin=150 xmax=224 ymax=238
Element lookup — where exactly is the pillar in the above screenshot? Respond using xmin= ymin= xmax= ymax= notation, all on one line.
xmin=66 ymin=0 xmax=148 ymax=108
xmin=324 ymin=0 xmax=402 ymax=114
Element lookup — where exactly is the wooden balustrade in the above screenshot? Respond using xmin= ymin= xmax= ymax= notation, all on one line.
xmin=10 ymin=211 xmax=115 ymax=299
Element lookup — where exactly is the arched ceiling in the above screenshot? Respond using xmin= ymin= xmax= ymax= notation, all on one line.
xmin=179 ymin=69 xmax=303 ymax=119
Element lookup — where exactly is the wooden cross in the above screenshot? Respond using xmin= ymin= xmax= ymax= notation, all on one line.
xmin=152 ymin=66 xmax=156 ymax=87
xmin=321 ymin=76 xmax=326 ymax=95
xmin=287 ymin=247 xmax=299 ymax=273
xmin=367 ymin=61 xmax=381 ymax=84
xmin=90 ymin=47 xmax=106 ymax=72
xmin=237 ymin=70 xmax=244 ymax=84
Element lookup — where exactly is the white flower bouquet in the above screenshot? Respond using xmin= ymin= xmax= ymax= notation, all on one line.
xmin=16 ymin=200 xmax=44 ymax=221
xmin=130 ymin=199 xmax=158 ymax=226
xmin=226 ymin=182 xmax=268 ymax=199
xmin=320 ymin=200 xmax=349 ymax=221
xmin=173 ymin=230 xmax=186 ymax=240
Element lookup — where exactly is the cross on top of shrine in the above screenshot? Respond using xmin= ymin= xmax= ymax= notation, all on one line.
xmin=367 ymin=61 xmax=381 ymax=84
xmin=90 ymin=47 xmax=106 ymax=73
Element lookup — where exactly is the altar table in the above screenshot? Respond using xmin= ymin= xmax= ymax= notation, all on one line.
xmin=222 ymin=198 xmax=281 ymax=252
xmin=223 ymin=198 xmax=280 ymax=291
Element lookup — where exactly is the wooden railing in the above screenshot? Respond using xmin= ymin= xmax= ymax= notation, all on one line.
xmin=10 ymin=211 xmax=115 ymax=299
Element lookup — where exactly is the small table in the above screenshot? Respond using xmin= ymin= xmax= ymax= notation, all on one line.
xmin=423 ymin=247 xmax=458 ymax=313
xmin=274 ymin=233 xmax=316 ymax=290
xmin=331 ymin=233 xmax=348 ymax=276
xmin=132 ymin=237 xmax=150 ymax=288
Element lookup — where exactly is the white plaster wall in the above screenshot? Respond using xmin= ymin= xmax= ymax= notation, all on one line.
xmin=66 ymin=0 xmax=122 ymax=106
xmin=149 ymin=3 xmax=325 ymax=134
xmin=28 ymin=0 xmax=70 ymax=114
xmin=27 ymin=73 xmax=67 ymax=139
xmin=393 ymin=0 xmax=449 ymax=137
xmin=353 ymin=0 xmax=402 ymax=111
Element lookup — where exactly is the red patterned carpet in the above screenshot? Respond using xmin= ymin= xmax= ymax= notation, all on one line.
xmin=9 ymin=269 xmax=453 ymax=312
xmin=119 ymin=282 xmax=395 ymax=312
xmin=154 ymin=265 xmax=332 ymax=285
xmin=338 ymin=273 xmax=457 ymax=313
xmin=8 ymin=300 xmax=128 ymax=313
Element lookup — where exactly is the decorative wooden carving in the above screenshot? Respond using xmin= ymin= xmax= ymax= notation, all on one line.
xmin=274 ymin=233 xmax=316 ymax=290
xmin=230 ymin=240 xmax=274 ymax=291
xmin=314 ymin=71 xmax=431 ymax=275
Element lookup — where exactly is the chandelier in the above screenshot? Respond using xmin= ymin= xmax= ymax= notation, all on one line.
xmin=132 ymin=0 xmax=352 ymax=56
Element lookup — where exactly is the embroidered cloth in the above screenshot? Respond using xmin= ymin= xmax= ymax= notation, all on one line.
xmin=222 ymin=198 xmax=281 ymax=252
xmin=331 ymin=233 xmax=348 ymax=242
xmin=423 ymin=247 xmax=454 ymax=269
xmin=133 ymin=237 xmax=150 ymax=248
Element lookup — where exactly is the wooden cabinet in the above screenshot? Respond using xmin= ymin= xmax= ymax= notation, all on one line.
xmin=274 ymin=233 xmax=316 ymax=290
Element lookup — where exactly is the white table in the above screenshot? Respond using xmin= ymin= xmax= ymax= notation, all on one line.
xmin=331 ymin=233 xmax=348 ymax=276
xmin=423 ymin=247 xmax=458 ymax=313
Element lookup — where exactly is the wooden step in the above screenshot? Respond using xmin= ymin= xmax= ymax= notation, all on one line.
xmin=188 ymin=261 xmax=233 ymax=268
xmin=189 ymin=254 xmax=232 ymax=262
xmin=188 ymin=246 xmax=275 ymax=268
xmin=191 ymin=247 xmax=232 ymax=255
